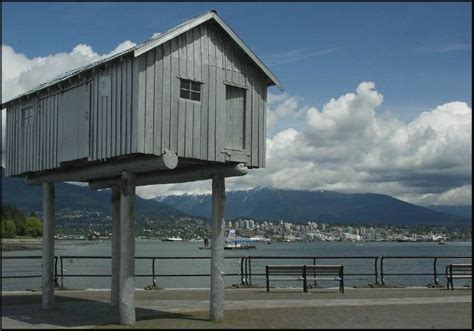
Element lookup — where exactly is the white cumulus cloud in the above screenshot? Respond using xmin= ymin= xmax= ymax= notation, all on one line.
xmin=2 ymin=40 xmax=136 ymax=103
xmin=1 ymin=41 xmax=471 ymax=207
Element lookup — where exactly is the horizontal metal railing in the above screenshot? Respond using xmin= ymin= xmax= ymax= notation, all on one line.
xmin=1 ymin=255 xmax=472 ymax=289
xmin=380 ymin=256 xmax=472 ymax=286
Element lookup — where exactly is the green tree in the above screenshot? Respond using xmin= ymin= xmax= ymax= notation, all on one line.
xmin=1 ymin=205 xmax=27 ymax=235
xmin=24 ymin=216 xmax=42 ymax=238
xmin=2 ymin=220 xmax=17 ymax=238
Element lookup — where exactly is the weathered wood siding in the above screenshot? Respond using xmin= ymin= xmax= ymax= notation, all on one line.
xmin=5 ymin=55 xmax=138 ymax=176
xmin=89 ymin=56 xmax=136 ymax=162
xmin=135 ymin=21 xmax=267 ymax=167
xmin=6 ymin=95 xmax=61 ymax=176
xmin=5 ymin=20 xmax=269 ymax=176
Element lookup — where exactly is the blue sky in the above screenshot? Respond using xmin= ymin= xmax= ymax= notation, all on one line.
xmin=1 ymin=2 xmax=472 ymax=204
xmin=2 ymin=2 xmax=471 ymax=121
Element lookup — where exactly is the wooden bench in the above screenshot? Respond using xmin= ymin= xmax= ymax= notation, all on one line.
xmin=265 ymin=265 xmax=344 ymax=293
xmin=445 ymin=264 xmax=472 ymax=290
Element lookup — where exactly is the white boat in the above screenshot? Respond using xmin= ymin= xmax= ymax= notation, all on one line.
xmin=162 ymin=236 xmax=183 ymax=242
xmin=249 ymin=236 xmax=271 ymax=243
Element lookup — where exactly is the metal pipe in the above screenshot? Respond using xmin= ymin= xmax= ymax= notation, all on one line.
xmin=240 ymin=257 xmax=245 ymax=285
xmin=374 ymin=257 xmax=379 ymax=285
xmin=60 ymin=257 xmax=64 ymax=288
xmin=380 ymin=257 xmax=385 ymax=285
xmin=152 ymin=258 xmax=157 ymax=287
xmin=433 ymin=257 xmax=439 ymax=285
xmin=249 ymin=257 xmax=252 ymax=286
xmin=54 ymin=256 xmax=59 ymax=287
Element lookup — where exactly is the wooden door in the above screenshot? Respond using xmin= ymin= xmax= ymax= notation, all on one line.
xmin=59 ymin=83 xmax=90 ymax=163
xmin=225 ymin=85 xmax=246 ymax=150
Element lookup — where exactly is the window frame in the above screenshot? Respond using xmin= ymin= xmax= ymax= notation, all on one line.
xmin=21 ymin=105 xmax=34 ymax=129
xmin=179 ymin=78 xmax=202 ymax=102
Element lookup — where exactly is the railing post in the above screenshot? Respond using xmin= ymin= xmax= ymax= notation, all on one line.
xmin=312 ymin=258 xmax=318 ymax=287
xmin=380 ymin=257 xmax=385 ymax=285
xmin=152 ymin=258 xmax=157 ymax=287
xmin=244 ymin=257 xmax=249 ymax=285
xmin=433 ymin=257 xmax=439 ymax=285
xmin=374 ymin=257 xmax=379 ymax=285
xmin=60 ymin=257 xmax=64 ymax=288
xmin=54 ymin=256 xmax=59 ymax=287
xmin=248 ymin=257 xmax=252 ymax=286
xmin=240 ymin=257 xmax=245 ymax=285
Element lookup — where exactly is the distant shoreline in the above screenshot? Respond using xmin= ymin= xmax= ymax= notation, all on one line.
xmin=1 ymin=238 xmax=43 ymax=251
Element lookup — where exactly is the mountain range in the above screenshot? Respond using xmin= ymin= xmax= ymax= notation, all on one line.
xmin=156 ymin=187 xmax=471 ymax=227
xmin=1 ymin=168 xmax=186 ymax=220
xmin=2 ymin=168 xmax=470 ymax=227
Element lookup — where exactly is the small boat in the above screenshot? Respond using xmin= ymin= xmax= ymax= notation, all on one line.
xmin=224 ymin=238 xmax=256 ymax=249
xmin=224 ymin=242 xmax=256 ymax=250
xmin=438 ymin=241 xmax=447 ymax=245
xmin=162 ymin=236 xmax=183 ymax=242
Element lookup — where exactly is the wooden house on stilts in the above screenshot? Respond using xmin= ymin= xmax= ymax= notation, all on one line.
xmin=1 ymin=10 xmax=281 ymax=325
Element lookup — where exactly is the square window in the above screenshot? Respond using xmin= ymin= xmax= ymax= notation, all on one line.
xmin=180 ymin=79 xmax=189 ymax=89
xmin=180 ymin=89 xmax=190 ymax=99
xmin=179 ymin=78 xmax=201 ymax=102
xmin=22 ymin=106 xmax=33 ymax=128
xmin=191 ymin=81 xmax=201 ymax=92
xmin=191 ymin=92 xmax=200 ymax=101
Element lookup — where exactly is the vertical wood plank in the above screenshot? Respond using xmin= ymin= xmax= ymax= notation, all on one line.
xmin=163 ymin=42 xmax=172 ymax=152
xmin=208 ymin=54 xmax=216 ymax=161
xmin=178 ymin=34 xmax=186 ymax=78
xmin=215 ymin=66 xmax=225 ymax=162
xmin=116 ymin=62 xmax=122 ymax=157
xmin=145 ymin=50 xmax=155 ymax=154
xmin=262 ymin=85 xmax=267 ymax=168
xmin=194 ymin=26 xmax=201 ymax=81
xmin=111 ymin=65 xmax=117 ymax=158
xmin=137 ymin=56 xmax=147 ymax=153
xmin=251 ymin=74 xmax=258 ymax=167
xmin=186 ymin=30 xmax=194 ymax=79
xmin=200 ymin=25 xmax=209 ymax=160
xmin=154 ymin=47 xmax=163 ymax=155
xmin=177 ymin=99 xmax=186 ymax=156
xmin=192 ymin=102 xmax=201 ymax=159
xmin=127 ymin=58 xmax=134 ymax=154
xmin=258 ymin=82 xmax=264 ymax=167
xmin=170 ymin=39 xmax=179 ymax=153
xmin=184 ymin=100 xmax=193 ymax=158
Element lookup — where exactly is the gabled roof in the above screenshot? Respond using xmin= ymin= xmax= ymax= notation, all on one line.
xmin=134 ymin=10 xmax=282 ymax=89
xmin=2 ymin=10 xmax=281 ymax=108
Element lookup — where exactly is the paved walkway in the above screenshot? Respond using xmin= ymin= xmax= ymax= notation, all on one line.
xmin=1 ymin=287 xmax=472 ymax=329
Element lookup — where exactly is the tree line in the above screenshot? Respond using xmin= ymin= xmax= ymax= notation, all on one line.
xmin=1 ymin=204 xmax=42 ymax=238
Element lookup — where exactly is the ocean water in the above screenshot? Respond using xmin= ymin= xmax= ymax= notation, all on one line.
xmin=2 ymin=240 xmax=471 ymax=291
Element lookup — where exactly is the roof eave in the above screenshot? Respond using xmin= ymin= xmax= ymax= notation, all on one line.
xmin=133 ymin=12 xmax=283 ymax=90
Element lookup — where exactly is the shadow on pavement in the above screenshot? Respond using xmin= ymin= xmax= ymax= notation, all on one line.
xmin=1 ymin=294 xmax=207 ymax=328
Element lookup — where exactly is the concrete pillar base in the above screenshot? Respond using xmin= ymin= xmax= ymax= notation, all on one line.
xmin=210 ymin=175 xmax=225 ymax=322
xmin=119 ymin=171 xmax=136 ymax=325
xmin=42 ymin=182 xmax=55 ymax=310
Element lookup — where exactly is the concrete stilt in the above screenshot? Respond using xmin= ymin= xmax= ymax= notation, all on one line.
xmin=119 ymin=171 xmax=136 ymax=325
xmin=110 ymin=185 xmax=121 ymax=307
xmin=210 ymin=175 xmax=226 ymax=322
xmin=42 ymin=182 xmax=55 ymax=310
